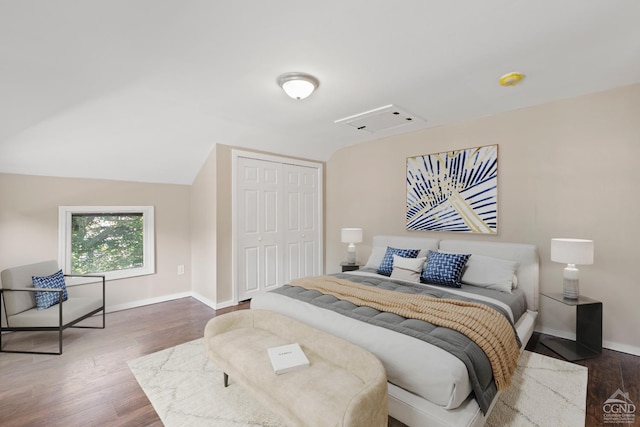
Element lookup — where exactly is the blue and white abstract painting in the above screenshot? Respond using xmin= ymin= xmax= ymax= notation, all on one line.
xmin=406 ymin=145 xmax=498 ymax=233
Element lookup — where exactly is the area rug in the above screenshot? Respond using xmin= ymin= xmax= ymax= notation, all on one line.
xmin=128 ymin=339 xmax=587 ymax=427
xmin=485 ymin=350 xmax=587 ymax=427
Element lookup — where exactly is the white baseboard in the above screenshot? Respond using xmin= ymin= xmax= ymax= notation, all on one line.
xmin=214 ymin=299 xmax=237 ymax=310
xmin=190 ymin=292 xmax=217 ymax=310
xmin=106 ymin=292 xmax=192 ymax=313
xmin=602 ymin=340 xmax=640 ymax=357
xmin=126 ymin=292 xmax=238 ymax=313
xmin=535 ymin=326 xmax=640 ymax=357
xmin=104 ymin=291 xmax=242 ymax=314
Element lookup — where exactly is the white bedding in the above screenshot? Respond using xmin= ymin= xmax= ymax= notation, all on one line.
xmin=253 ymin=237 xmax=540 ymax=427
xmin=252 ymin=272 xmax=522 ymax=409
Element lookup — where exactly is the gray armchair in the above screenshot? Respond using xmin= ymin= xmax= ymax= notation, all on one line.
xmin=0 ymin=260 xmax=105 ymax=355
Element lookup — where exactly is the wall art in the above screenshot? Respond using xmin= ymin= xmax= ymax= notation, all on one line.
xmin=406 ymin=144 xmax=498 ymax=233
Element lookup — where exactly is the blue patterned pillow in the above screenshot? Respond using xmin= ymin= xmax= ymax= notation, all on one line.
xmin=420 ymin=251 xmax=471 ymax=288
xmin=33 ymin=269 xmax=68 ymax=310
xmin=377 ymin=247 xmax=420 ymax=276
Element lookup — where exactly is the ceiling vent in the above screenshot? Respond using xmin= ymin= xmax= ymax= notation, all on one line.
xmin=334 ymin=105 xmax=425 ymax=133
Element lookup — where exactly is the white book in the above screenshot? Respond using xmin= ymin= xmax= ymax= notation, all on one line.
xmin=267 ymin=343 xmax=310 ymax=375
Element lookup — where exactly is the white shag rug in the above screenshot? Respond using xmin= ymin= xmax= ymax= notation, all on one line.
xmin=128 ymin=339 xmax=587 ymax=427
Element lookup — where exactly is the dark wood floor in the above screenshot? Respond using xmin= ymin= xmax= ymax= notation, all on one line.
xmin=0 ymin=298 xmax=637 ymax=426
xmin=525 ymin=333 xmax=640 ymax=427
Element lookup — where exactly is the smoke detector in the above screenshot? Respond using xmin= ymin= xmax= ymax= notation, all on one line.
xmin=334 ymin=105 xmax=424 ymax=133
xmin=499 ymin=72 xmax=525 ymax=87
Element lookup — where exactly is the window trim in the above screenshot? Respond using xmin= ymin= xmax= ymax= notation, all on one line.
xmin=58 ymin=206 xmax=155 ymax=281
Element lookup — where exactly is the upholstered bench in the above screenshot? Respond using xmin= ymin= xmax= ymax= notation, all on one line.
xmin=204 ymin=309 xmax=388 ymax=427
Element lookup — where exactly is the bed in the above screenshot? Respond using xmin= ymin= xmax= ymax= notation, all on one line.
xmin=251 ymin=236 xmax=539 ymax=427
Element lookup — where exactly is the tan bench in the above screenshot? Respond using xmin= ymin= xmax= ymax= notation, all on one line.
xmin=204 ymin=309 xmax=388 ymax=427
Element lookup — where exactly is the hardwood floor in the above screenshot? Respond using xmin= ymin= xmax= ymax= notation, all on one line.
xmin=525 ymin=333 xmax=640 ymax=427
xmin=0 ymin=298 xmax=246 ymax=426
xmin=1 ymin=298 xmax=637 ymax=426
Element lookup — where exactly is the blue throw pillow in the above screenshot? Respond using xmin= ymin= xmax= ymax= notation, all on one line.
xmin=420 ymin=251 xmax=471 ymax=288
xmin=377 ymin=247 xmax=420 ymax=276
xmin=33 ymin=269 xmax=68 ymax=310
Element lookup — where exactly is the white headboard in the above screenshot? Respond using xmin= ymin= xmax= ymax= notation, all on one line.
xmin=370 ymin=236 xmax=539 ymax=311
xmin=439 ymin=240 xmax=539 ymax=311
xmin=372 ymin=235 xmax=439 ymax=254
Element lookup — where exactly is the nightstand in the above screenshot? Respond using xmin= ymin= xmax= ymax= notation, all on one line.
xmin=340 ymin=262 xmax=361 ymax=272
xmin=541 ymin=292 xmax=602 ymax=361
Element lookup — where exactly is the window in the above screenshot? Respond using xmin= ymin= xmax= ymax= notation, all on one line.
xmin=58 ymin=206 xmax=155 ymax=281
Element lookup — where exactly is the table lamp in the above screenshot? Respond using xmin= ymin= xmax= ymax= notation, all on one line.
xmin=341 ymin=228 xmax=363 ymax=265
xmin=550 ymin=238 xmax=594 ymax=299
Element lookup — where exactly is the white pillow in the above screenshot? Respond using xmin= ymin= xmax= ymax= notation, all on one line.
xmin=364 ymin=246 xmax=430 ymax=270
xmin=460 ymin=254 xmax=519 ymax=293
xmin=364 ymin=246 xmax=387 ymax=269
xmin=390 ymin=254 xmax=426 ymax=283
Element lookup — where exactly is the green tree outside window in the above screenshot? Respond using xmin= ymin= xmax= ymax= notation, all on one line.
xmin=71 ymin=213 xmax=144 ymax=274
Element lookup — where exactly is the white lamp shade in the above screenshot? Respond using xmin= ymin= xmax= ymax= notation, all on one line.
xmin=551 ymin=238 xmax=594 ymax=265
xmin=278 ymin=72 xmax=319 ymax=100
xmin=341 ymin=228 xmax=363 ymax=244
xmin=282 ymin=79 xmax=315 ymax=99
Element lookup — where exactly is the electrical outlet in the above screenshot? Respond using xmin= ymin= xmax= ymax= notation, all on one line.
xmin=177 ymin=264 xmax=185 ymax=275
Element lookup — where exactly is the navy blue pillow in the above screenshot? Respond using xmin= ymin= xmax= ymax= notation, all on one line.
xmin=420 ymin=251 xmax=470 ymax=288
xmin=377 ymin=247 xmax=420 ymax=276
xmin=33 ymin=269 xmax=68 ymax=310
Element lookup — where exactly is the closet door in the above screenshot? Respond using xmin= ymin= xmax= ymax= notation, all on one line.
xmin=283 ymin=164 xmax=320 ymax=283
xmin=234 ymin=151 xmax=323 ymax=303
xmin=236 ymin=157 xmax=283 ymax=301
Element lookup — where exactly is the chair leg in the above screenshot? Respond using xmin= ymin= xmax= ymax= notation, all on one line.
xmin=1 ymin=307 xmax=104 ymax=355
xmin=0 ymin=331 xmax=66 ymax=355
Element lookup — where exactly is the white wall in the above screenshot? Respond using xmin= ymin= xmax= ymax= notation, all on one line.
xmin=326 ymin=83 xmax=640 ymax=355
xmin=190 ymin=144 xmax=326 ymax=308
xmin=4 ymin=84 xmax=638 ymax=355
xmin=189 ymin=143 xmax=236 ymax=309
xmin=0 ymin=173 xmax=192 ymax=311
xmin=190 ymin=147 xmax=218 ymax=307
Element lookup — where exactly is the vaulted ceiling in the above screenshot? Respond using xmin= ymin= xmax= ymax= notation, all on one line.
xmin=2 ymin=1 xmax=639 ymax=184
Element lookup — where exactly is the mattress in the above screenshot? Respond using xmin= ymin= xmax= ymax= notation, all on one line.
xmin=251 ymin=270 xmax=528 ymax=410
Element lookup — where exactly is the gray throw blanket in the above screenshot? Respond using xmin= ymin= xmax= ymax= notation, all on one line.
xmin=272 ymin=273 xmax=521 ymax=414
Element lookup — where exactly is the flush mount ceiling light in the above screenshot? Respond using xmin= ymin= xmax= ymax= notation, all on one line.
xmin=499 ymin=72 xmax=525 ymax=87
xmin=277 ymin=72 xmax=319 ymax=100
